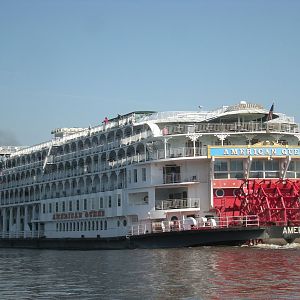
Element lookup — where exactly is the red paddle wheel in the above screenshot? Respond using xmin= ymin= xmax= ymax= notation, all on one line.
xmin=234 ymin=179 xmax=300 ymax=225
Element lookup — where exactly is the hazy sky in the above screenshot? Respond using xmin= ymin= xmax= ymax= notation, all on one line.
xmin=1 ymin=0 xmax=300 ymax=146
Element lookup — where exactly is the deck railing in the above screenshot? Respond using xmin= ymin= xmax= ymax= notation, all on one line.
xmin=0 ymin=230 xmax=44 ymax=239
xmin=155 ymin=198 xmax=200 ymax=210
xmin=163 ymin=122 xmax=300 ymax=135
xmin=129 ymin=215 xmax=260 ymax=236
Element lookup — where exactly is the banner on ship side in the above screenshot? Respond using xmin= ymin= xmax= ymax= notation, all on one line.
xmin=208 ymin=146 xmax=300 ymax=158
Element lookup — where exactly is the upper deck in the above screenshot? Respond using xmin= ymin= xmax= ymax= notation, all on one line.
xmin=0 ymin=101 xmax=299 ymax=175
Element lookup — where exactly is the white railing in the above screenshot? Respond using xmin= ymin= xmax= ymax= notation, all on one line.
xmin=129 ymin=215 xmax=260 ymax=236
xmin=151 ymin=147 xmax=208 ymax=160
xmin=0 ymin=146 xmax=27 ymax=155
xmin=155 ymin=198 xmax=200 ymax=210
xmin=162 ymin=122 xmax=300 ymax=135
xmin=0 ymin=230 xmax=44 ymax=239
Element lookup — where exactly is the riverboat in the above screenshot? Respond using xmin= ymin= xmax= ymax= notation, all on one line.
xmin=1 ymin=101 xmax=300 ymax=249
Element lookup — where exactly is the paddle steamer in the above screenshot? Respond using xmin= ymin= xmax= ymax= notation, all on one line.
xmin=1 ymin=101 xmax=299 ymax=249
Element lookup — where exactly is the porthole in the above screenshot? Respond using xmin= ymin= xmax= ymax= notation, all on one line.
xmin=233 ymin=189 xmax=240 ymax=197
xmin=215 ymin=189 xmax=225 ymax=197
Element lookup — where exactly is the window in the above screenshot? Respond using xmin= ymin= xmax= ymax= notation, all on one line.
xmin=83 ymin=199 xmax=87 ymax=210
xmin=55 ymin=202 xmax=58 ymax=212
xmin=229 ymin=160 xmax=244 ymax=179
xmin=265 ymin=159 xmax=280 ymax=178
xmin=128 ymin=170 xmax=131 ymax=184
xmin=215 ymin=189 xmax=225 ymax=197
xmin=287 ymin=161 xmax=296 ymax=178
xmin=62 ymin=201 xmax=65 ymax=212
xmin=76 ymin=200 xmax=80 ymax=211
xmin=265 ymin=160 xmax=279 ymax=171
xmin=108 ymin=196 xmax=112 ymax=208
xmin=214 ymin=160 xmax=228 ymax=179
xmin=142 ymin=168 xmax=146 ymax=181
xmin=42 ymin=204 xmax=46 ymax=214
xmin=230 ymin=160 xmax=243 ymax=171
xmin=49 ymin=203 xmax=52 ymax=214
xmin=250 ymin=160 xmax=263 ymax=171
xmin=69 ymin=201 xmax=72 ymax=212
xmin=163 ymin=165 xmax=181 ymax=183
xmin=249 ymin=160 xmax=264 ymax=178
xmin=214 ymin=160 xmax=228 ymax=172
xmin=214 ymin=173 xmax=228 ymax=179
xmin=100 ymin=197 xmax=103 ymax=208
xmin=118 ymin=195 xmax=121 ymax=207
xmin=288 ymin=161 xmax=295 ymax=171
xmin=134 ymin=169 xmax=138 ymax=182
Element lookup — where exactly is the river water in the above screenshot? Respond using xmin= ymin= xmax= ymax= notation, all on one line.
xmin=0 ymin=244 xmax=299 ymax=299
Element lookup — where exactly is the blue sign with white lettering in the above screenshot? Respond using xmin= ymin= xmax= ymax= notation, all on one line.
xmin=209 ymin=146 xmax=300 ymax=158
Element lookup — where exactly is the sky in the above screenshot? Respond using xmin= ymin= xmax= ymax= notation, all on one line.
xmin=0 ymin=0 xmax=300 ymax=146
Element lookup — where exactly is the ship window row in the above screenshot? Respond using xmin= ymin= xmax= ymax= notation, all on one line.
xmin=127 ymin=168 xmax=147 ymax=184
xmin=214 ymin=159 xmax=300 ymax=179
xmin=55 ymin=218 xmax=127 ymax=232
xmin=0 ymin=172 xmax=127 ymax=196
xmin=56 ymin=220 xmax=108 ymax=232
xmin=1 ymin=164 xmax=128 ymax=188
xmin=42 ymin=196 xmax=122 ymax=214
xmin=4 ymin=126 xmax=151 ymax=169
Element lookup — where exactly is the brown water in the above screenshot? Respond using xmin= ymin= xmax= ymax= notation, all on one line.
xmin=0 ymin=244 xmax=299 ymax=299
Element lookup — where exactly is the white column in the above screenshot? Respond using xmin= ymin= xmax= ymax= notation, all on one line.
xmin=24 ymin=205 xmax=28 ymax=238
xmin=164 ymin=137 xmax=171 ymax=159
xmin=9 ymin=207 xmax=13 ymax=238
xmin=38 ymin=222 xmax=40 ymax=238
xmin=186 ymin=133 xmax=202 ymax=157
xmin=16 ymin=206 xmax=20 ymax=238
xmin=2 ymin=208 xmax=7 ymax=238
xmin=31 ymin=205 xmax=35 ymax=238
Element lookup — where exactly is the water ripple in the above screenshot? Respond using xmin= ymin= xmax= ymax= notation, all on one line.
xmin=0 ymin=246 xmax=299 ymax=299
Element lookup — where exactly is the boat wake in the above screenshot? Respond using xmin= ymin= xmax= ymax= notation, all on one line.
xmin=253 ymin=242 xmax=300 ymax=250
